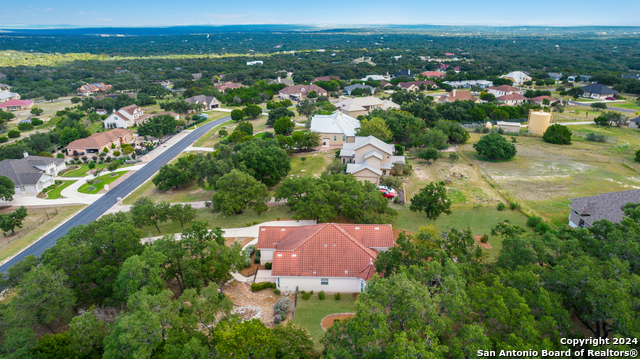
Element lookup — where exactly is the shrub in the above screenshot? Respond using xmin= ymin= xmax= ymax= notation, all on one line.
xmin=254 ymin=255 xmax=261 ymax=264
xmin=17 ymin=122 xmax=34 ymax=131
xmin=542 ymin=124 xmax=572 ymax=145
xmin=482 ymin=127 xmax=490 ymax=133
xmin=318 ymin=291 xmax=325 ymax=300
xmin=273 ymin=288 xmax=281 ymax=295
xmin=636 ymin=149 xmax=640 ymax=163
xmin=265 ymin=262 xmax=272 ymax=270
xmin=7 ymin=130 xmax=20 ymax=138
xmin=473 ymin=133 xmax=517 ymax=160
xmin=496 ymin=202 xmax=506 ymax=211
xmin=480 ymin=234 xmax=489 ymax=243
xmin=334 ymin=293 xmax=341 ymax=300
xmin=526 ymin=216 xmax=543 ymax=228
xmin=245 ymin=245 xmax=255 ymax=256
xmin=273 ymin=296 xmax=292 ymax=323
xmin=300 ymin=157 xmax=307 ymax=162
xmin=301 ymin=291 xmax=312 ymax=300
xmin=251 ymin=282 xmax=276 ymax=292
xmin=0 ymin=136 xmax=7 ymax=143
xmin=113 ymin=150 xmax=121 ymax=156
xmin=586 ymin=132 xmax=606 ymax=143
xmin=56 ymin=153 xmax=64 ymax=159
xmin=534 ymin=222 xmax=551 ymax=234
xmin=244 ymin=258 xmax=251 ymax=268
xmin=31 ymin=118 xmax=44 ymax=126
xmin=510 ymin=202 xmax=520 ymax=210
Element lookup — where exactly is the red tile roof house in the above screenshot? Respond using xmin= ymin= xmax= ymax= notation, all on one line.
xmin=0 ymin=99 xmax=34 ymax=111
xmin=497 ymin=94 xmax=528 ymax=106
xmin=77 ymin=83 xmax=113 ymax=96
xmin=438 ymin=89 xmax=479 ymax=103
xmin=421 ymin=71 xmax=445 ymax=78
xmin=312 ymin=76 xmax=341 ymax=83
xmin=278 ymin=84 xmax=328 ymax=101
xmin=487 ymin=85 xmax=523 ymax=97
xmin=214 ymin=82 xmax=245 ymax=92
xmin=66 ymin=128 xmax=134 ymax=156
xmin=530 ymin=96 xmax=559 ymax=105
xmin=257 ymin=223 xmax=395 ymax=293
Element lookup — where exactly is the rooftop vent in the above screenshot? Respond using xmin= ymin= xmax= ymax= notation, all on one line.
xmin=281 ymin=229 xmax=286 ymax=231
xmin=374 ymin=227 xmax=379 ymax=230
xmin=261 ymin=228 xmax=265 ymax=231
xmin=277 ymin=254 xmax=282 ymax=257
xmin=292 ymin=254 xmax=297 ymax=257
xmin=355 ymin=227 xmax=360 ymax=230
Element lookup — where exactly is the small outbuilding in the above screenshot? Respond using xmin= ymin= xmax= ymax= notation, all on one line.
xmin=495 ymin=121 xmax=521 ymax=134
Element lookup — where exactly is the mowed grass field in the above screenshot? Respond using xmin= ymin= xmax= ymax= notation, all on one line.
xmin=459 ymin=125 xmax=640 ymax=226
xmin=292 ymin=294 xmax=356 ymax=350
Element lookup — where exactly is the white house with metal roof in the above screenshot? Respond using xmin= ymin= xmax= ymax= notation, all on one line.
xmin=340 ymin=136 xmax=405 ymax=184
xmin=309 ymin=112 xmax=360 ymax=147
xmin=500 ymin=71 xmax=532 ymax=86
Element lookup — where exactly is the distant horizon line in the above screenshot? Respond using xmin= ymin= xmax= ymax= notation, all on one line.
xmin=2 ymin=23 xmax=640 ymax=30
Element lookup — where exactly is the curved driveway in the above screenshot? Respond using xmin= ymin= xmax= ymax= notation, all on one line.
xmin=0 ymin=116 xmax=231 ymax=273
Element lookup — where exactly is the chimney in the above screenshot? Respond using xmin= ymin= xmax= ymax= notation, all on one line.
xmin=453 ymin=89 xmax=456 ymax=97
xmin=408 ymin=69 xmax=410 ymax=75
xmin=23 ymin=151 xmax=28 ymax=158
xmin=278 ymin=76 xmax=281 ymax=82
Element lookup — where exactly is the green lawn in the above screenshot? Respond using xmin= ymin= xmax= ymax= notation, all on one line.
xmin=138 ymin=205 xmax=293 ymax=238
xmin=62 ymin=164 xmax=108 ymax=177
xmin=608 ymin=101 xmax=640 ymax=111
xmin=393 ymin=205 xmax=530 ymax=261
xmin=78 ymin=171 xmax=127 ymax=194
xmin=45 ymin=180 xmax=76 ymax=199
xmin=292 ymin=294 xmax=356 ymax=350
xmin=289 ymin=152 xmax=329 ymax=177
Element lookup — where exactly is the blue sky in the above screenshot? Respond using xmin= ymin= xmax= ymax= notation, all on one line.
xmin=1 ymin=0 xmax=639 ymax=27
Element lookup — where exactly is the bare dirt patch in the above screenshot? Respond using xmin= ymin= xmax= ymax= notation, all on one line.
xmin=475 ymin=235 xmax=492 ymax=249
xmin=321 ymin=313 xmax=355 ymax=331
xmin=222 ymin=281 xmax=286 ymax=328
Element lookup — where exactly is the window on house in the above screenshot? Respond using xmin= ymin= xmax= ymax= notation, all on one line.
xmin=321 ymin=278 xmax=329 ymax=285
xmin=383 ymin=170 xmax=386 ymax=175
xmin=277 ymin=278 xmax=280 ymax=288
xmin=334 ymin=136 xmax=337 ymax=141
xmin=343 ymin=136 xmax=345 ymax=141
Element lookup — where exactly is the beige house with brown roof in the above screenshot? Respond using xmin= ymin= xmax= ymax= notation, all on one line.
xmin=66 ymin=129 xmax=134 ymax=156
xmin=184 ymin=95 xmax=221 ymax=110
xmin=335 ymin=97 xmax=399 ymax=118
xmin=340 ymin=136 xmax=406 ymax=184
xmin=214 ymin=82 xmax=245 ymax=92
xmin=278 ymin=84 xmax=327 ymax=101
xmin=77 ymin=83 xmax=113 ymax=96
xmin=309 ymin=112 xmax=360 ymax=146
xmin=257 ymin=223 xmax=394 ymax=292
xmin=438 ymin=89 xmax=480 ymax=103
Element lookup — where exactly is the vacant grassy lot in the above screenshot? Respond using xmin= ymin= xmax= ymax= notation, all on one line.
xmin=289 ymin=151 xmax=334 ymax=178
xmin=462 ymin=125 xmax=640 ymax=226
xmin=393 ymin=205 xmax=529 ymax=261
xmin=137 ymin=205 xmax=293 ymax=238
xmin=292 ymin=294 xmax=356 ymax=350
xmin=78 ymin=171 xmax=127 ymax=194
xmin=125 ymin=180 xmax=213 ymax=205
xmin=195 ymin=116 xmax=266 ymax=147
xmin=0 ymin=205 xmax=85 ymax=264
xmin=44 ymin=180 xmax=77 ymax=199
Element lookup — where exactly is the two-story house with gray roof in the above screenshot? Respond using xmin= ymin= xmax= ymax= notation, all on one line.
xmin=0 ymin=154 xmax=66 ymax=195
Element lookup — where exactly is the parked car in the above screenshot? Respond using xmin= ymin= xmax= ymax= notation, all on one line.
xmin=379 ymin=189 xmax=395 ymax=199
xmin=377 ymin=185 xmax=396 ymax=195
xmin=605 ymin=97 xmax=616 ymax=101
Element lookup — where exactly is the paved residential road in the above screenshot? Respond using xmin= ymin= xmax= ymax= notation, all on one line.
xmin=0 ymin=116 xmax=231 ymax=273
xmin=568 ymin=100 xmax=636 ymax=114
